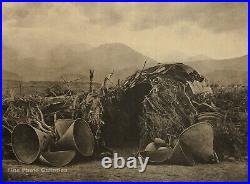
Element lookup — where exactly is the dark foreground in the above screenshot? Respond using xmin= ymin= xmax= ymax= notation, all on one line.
xmin=2 ymin=159 xmax=248 ymax=181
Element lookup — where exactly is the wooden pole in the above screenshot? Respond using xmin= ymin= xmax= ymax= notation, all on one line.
xmin=89 ymin=69 xmax=94 ymax=92
xmin=19 ymin=81 xmax=22 ymax=96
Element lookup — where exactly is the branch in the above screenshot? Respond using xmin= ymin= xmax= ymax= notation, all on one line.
xmin=36 ymin=105 xmax=52 ymax=131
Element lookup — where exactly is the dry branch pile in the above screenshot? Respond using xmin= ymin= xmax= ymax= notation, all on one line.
xmin=212 ymin=86 xmax=248 ymax=159
xmin=2 ymin=89 xmax=107 ymax=159
xmin=2 ymin=63 xmax=246 ymax=162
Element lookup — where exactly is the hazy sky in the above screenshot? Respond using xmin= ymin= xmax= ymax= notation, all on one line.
xmin=2 ymin=2 xmax=248 ymax=62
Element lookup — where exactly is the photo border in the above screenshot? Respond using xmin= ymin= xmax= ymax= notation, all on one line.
xmin=1 ymin=1 xmax=249 ymax=183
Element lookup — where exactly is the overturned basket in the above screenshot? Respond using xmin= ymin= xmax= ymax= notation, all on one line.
xmin=54 ymin=119 xmax=95 ymax=157
xmin=40 ymin=150 xmax=76 ymax=167
xmin=170 ymin=122 xmax=214 ymax=165
xmin=12 ymin=124 xmax=53 ymax=164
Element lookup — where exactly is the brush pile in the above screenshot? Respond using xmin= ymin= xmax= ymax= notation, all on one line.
xmin=212 ymin=85 xmax=248 ymax=159
xmin=2 ymin=86 xmax=107 ymax=160
xmin=2 ymin=63 xmax=246 ymax=163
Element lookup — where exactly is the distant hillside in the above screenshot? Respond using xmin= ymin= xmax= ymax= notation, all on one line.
xmin=6 ymin=41 xmax=246 ymax=85
xmin=57 ymin=73 xmax=88 ymax=82
xmin=2 ymin=70 xmax=22 ymax=81
xmin=205 ymin=70 xmax=248 ymax=86
xmin=3 ymin=45 xmax=55 ymax=81
xmin=188 ymin=55 xmax=248 ymax=85
xmin=3 ymin=43 xmax=92 ymax=81
xmin=185 ymin=55 xmax=214 ymax=62
xmin=163 ymin=53 xmax=213 ymax=63
xmin=58 ymin=43 xmax=157 ymax=82
xmin=3 ymin=43 xmax=157 ymax=82
xmin=47 ymin=43 xmax=93 ymax=67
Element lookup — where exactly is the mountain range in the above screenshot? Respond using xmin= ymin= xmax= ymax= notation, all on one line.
xmin=3 ymin=43 xmax=157 ymax=82
xmin=2 ymin=43 xmax=248 ymax=85
xmin=188 ymin=55 xmax=248 ymax=85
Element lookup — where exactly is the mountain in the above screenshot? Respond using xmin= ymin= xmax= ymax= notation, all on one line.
xmin=3 ymin=43 xmax=157 ymax=82
xmin=163 ymin=51 xmax=190 ymax=63
xmin=46 ymin=43 xmax=93 ymax=67
xmin=205 ymin=70 xmax=248 ymax=86
xmin=163 ymin=53 xmax=213 ymax=63
xmin=3 ymin=45 xmax=54 ymax=81
xmin=2 ymin=70 xmax=23 ymax=81
xmin=3 ymin=56 xmax=60 ymax=81
xmin=3 ymin=42 xmax=247 ymax=86
xmin=188 ymin=55 xmax=248 ymax=85
xmin=58 ymin=43 xmax=157 ymax=82
xmin=2 ymin=45 xmax=19 ymax=71
xmin=185 ymin=55 xmax=213 ymax=62
xmin=57 ymin=73 xmax=88 ymax=82
xmin=3 ymin=43 xmax=94 ymax=81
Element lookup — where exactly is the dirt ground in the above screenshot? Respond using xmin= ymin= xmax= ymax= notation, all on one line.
xmin=2 ymin=159 xmax=248 ymax=182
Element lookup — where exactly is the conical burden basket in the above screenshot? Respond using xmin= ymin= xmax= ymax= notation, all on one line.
xmin=55 ymin=119 xmax=95 ymax=157
xmin=12 ymin=124 xmax=52 ymax=164
xmin=170 ymin=140 xmax=195 ymax=166
xmin=197 ymin=112 xmax=223 ymax=126
xmin=55 ymin=119 xmax=74 ymax=138
xmin=39 ymin=150 xmax=76 ymax=167
xmin=180 ymin=122 xmax=214 ymax=162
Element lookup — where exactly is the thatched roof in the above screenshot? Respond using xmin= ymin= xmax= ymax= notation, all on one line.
xmin=122 ymin=63 xmax=212 ymax=94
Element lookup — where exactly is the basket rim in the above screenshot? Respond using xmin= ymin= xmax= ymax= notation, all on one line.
xmin=179 ymin=122 xmax=213 ymax=138
xmin=11 ymin=123 xmax=41 ymax=164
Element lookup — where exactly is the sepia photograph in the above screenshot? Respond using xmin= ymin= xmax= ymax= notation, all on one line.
xmin=2 ymin=2 xmax=248 ymax=181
